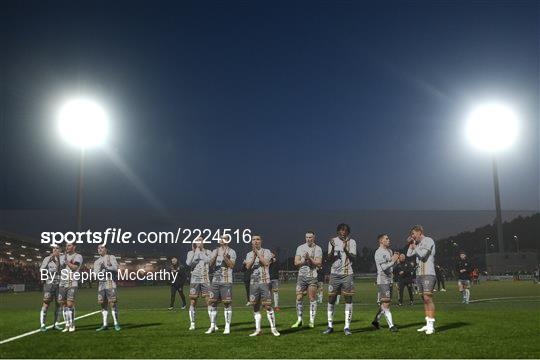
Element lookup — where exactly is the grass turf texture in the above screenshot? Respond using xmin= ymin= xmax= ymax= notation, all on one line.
xmin=1 ymin=280 xmax=539 ymax=358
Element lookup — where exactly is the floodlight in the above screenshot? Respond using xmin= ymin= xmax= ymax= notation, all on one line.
xmin=58 ymin=98 xmax=108 ymax=148
xmin=466 ymin=103 xmax=518 ymax=152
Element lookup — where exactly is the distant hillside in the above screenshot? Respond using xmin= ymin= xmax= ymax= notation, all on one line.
xmin=435 ymin=213 xmax=539 ymax=270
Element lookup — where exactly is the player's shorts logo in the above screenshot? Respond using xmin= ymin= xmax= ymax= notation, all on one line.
xmin=249 ymin=295 xmax=255 ymax=302
xmin=208 ymin=292 xmax=214 ymax=299
xmin=190 ymin=288 xmax=196 ymax=294
xmin=328 ymin=285 xmax=333 ymax=292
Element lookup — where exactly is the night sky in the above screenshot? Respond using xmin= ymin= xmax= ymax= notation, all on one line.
xmin=2 ymin=0 xmax=539 ymax=225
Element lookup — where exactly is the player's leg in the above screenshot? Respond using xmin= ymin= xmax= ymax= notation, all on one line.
xmin=66 ymin=300 xmax=75 ymax=331
xmin=109 ymin=288 xmax=120 ymax=330
xmin=62 ymin=301 xmax=70 ymax=331
xmin=423 ymin=293 xmax=436 ymax=334
xmin=249 ymin=285 xmax=262 ymax=336
xmin=458 ymin=280 xmax=465 ymax=303
xmin=262 ymin=285 xmax=279 ymax=336
xmin=292 ymin=278 xmax=306 ymax=327
xmin=323 ymin=275 xmax=338 ymax=334
xmin=416 ymin=277 xmax=429 ymax=332
xmin=57 ymin=288 xmax=67 ymax=331
xmin=202 ymin=284 xmax=217 ymax=330
xmin=379 ymin=284 xmax=397 ymax=332
xmin=40 ymin=301 xmax=49 ymax=331
xmin=406 ymin=282 xmax=414 ymax=304
xmin=418 ymin=276 xmax=436 ymax=334
xmin=372 ymin=285 xmax=384 ymax=329
xmin=271 ymin=279 xmax=280 ymax=311
xmin=342 ymin=275 xmax=354 ymax=335
xmin=293 ymin=293 xmax=304 ymax=327
xmin=178 ymin=284 xmax=187 ymax=309
xmin=307 ymin=282 xmax=318 ymax=327
xmin=441 ymin=275 xmax=446 ymax=291
xmin=53 ymin=297 xmax=62 ymax=329
xmin=62 ymin=288 xmax=77 ymax=332
xmin=343 ymin=294 xmax=353 ymax=335
xmin=205 ymin=284 xmax=218 ymax=334
xmin=40 ymin=284 xmax=52 ymax=331
xmin=464 ymin=281 xmax=471 ymax=304
xmin=205 ymin=299 xmax=218 ymax=333
xmin=317 ymin=281 xmax=324 ymax=303
xmin=96 ymin=290 xmax=108 ymax=331
xmin=168 ymin=284 xmax=176 ymax=310
xmin=49 ymin=285 xmax=61 ymax=329
xmin=397 ymin=281 xmax=404 ymax=306
xmin=188 ymin=283 xmax=198 ymax=330
xmin=70 ymin=287 xmax=78 ymax=331
xmin=223 ymin=285 xmax=232 ymax=334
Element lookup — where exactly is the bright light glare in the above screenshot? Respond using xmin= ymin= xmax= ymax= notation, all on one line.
xmin=466 ymin=103 xmax=518 ymax=152
xmin=58 ymin=98 xmax=108 ymax=148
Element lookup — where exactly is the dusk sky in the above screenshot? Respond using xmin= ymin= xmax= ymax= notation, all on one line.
xmin=2 ymin=0 xmax=539 ymax=219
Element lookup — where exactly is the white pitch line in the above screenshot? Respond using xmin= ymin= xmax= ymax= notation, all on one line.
xmin=469 ymin=295 xmax=540 ymax=303
xmin=0 ymin=310 xmax=101 ymax=345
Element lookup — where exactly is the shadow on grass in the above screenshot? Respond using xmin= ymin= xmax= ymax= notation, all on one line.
xmin=279 ymin=326 xmax=311 ymax=335
xmin=332 ymin=319 xmax=361 ymax=326
xmin=122 ymin=322 xmax=163 ymax=329
xmin=436 ymin=321 xmax=470 ymax=332
xmin=352 ymin=321 xmax=470 ymax=333
xmin=230 ymin=321 xmax=255 ymax=327
xmin=351 ymin=326 xmax=379 ymax=333
xmin=397 ymin=321 xmax=425 ymax=330
xmin=74 ymin=322 xmax=163 ymax=331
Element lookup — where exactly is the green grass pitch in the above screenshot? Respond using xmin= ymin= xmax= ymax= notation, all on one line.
xmin=1 ymin=280 xmax=539 ymax=358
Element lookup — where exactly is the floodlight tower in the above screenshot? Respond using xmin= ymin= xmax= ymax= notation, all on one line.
xmin=466 ymin=102 xmax=518 ymax=253
xmin=58 ymin=98 xmax=108 ymax=231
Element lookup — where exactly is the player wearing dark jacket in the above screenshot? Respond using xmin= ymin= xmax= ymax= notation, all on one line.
xmin=393 ymin=254 xmax=414 ymax=305
xmin=168 ymin=258 xmax=187 ymax=309
xmin=456 ymin=252 xmax=473 ymax=304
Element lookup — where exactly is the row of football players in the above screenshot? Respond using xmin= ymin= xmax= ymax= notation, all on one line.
xmin=184 ymin=223 xmax=439 ymax=336
xmin=38 ymin=222 xmax=446 ymax=336
xmin=38 ymin=243 xmax=119 ymax=332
